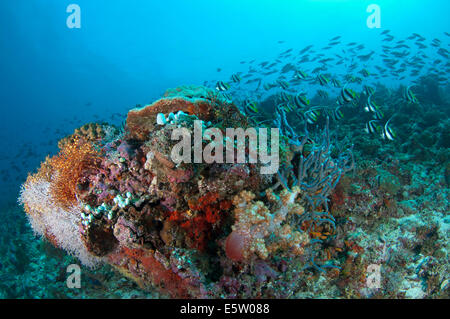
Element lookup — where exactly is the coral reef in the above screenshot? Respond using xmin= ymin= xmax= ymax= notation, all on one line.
xmin=16 ymin=82 xmax=449 ymax=299
xmin=18 ymin=85 xmax=357 ymax=298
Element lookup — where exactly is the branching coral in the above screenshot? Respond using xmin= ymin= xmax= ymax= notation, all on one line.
xmin=50 ymin=136 xmax=102 ymax=209
xmin=270 ymin=109 xmax=355 ymax=271
xmin=273 ymin=110 xmax=354 ymax=227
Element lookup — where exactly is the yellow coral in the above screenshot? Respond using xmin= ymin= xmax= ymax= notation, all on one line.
xmin=58 ymin=123 xmax=106 ymax=150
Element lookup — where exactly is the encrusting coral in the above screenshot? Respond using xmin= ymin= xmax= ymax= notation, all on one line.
xmin=58 ymin=122 xmax=112 ymax=150
xmin=19 ymin=85 xmax=354 ymax=298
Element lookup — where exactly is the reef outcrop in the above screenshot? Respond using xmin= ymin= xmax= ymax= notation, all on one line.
xmin=19 ymin=85 xmax=353 ymax=298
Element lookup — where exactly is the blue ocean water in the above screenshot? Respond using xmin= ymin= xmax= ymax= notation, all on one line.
xmin=0 ymin=0 xmax=448 ymax=199
xmin=0 ymin=0 xmax=448 ymax=299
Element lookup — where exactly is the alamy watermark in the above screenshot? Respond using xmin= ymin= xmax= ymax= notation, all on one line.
xmin=66 ymin=4 xmax=81 ymax=29
xmin=366 ymin=4 xmax=381 ymax=29
xmin=366 ymin=264 xmax=382 ymax=289
xmin=170 ymin=120 xmax=279 ymax=175
xmin=66 ymin=264 xmax=81 ymax=289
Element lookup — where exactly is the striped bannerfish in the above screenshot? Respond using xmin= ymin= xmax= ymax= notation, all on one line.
xmin=304 ymin=109 xmax=320 ymax=124
xmin=331 ymin=78 xmax=342 ymax=88
xmin=361 ymin=69 xmax=370 ymax=77
xmin=373 ymin=107 xmax=384 ymax=120
xmin=221 ymin=93 xmax=233 ymax=101
xmin=294 ymin=70 xmax=308 ymax=80
xmin=293 ymin=93 xmax=310 ymax=108
xmin=317 ymin=74 xmax=329 ymax=86
xmin=277 ymin=79 xmax=290 ymax=90
xmin=341 ymin=85 xmax=355 ymax=103
xmin=279 ymin=91 xmax=291 ymax=103
xmin=216 ymin=81 xmax=230 ymax=91
xmin=363 ymin=85 xmax=375 ymax=96
xmin=364 ymin=95 xmax=379 ymax=112
xmin=243 ymin=99 xmax=259 ymax=115
xmin=231 ymin=73 xmax=242 ymax=83
xmin=333 ymin=106 xmax=344 ymax=120
xmin=325 ymin=106 xmax=344 ymax=121
xmin=381 ymin=118 xmax=396 ymax=140
xmin=364 ymin=120 xmax=380 ymax=134
xmin=278 ymin=102 xmax=294 ymax=112
xmin=403 ymin=86 xmax=419 ymax=103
